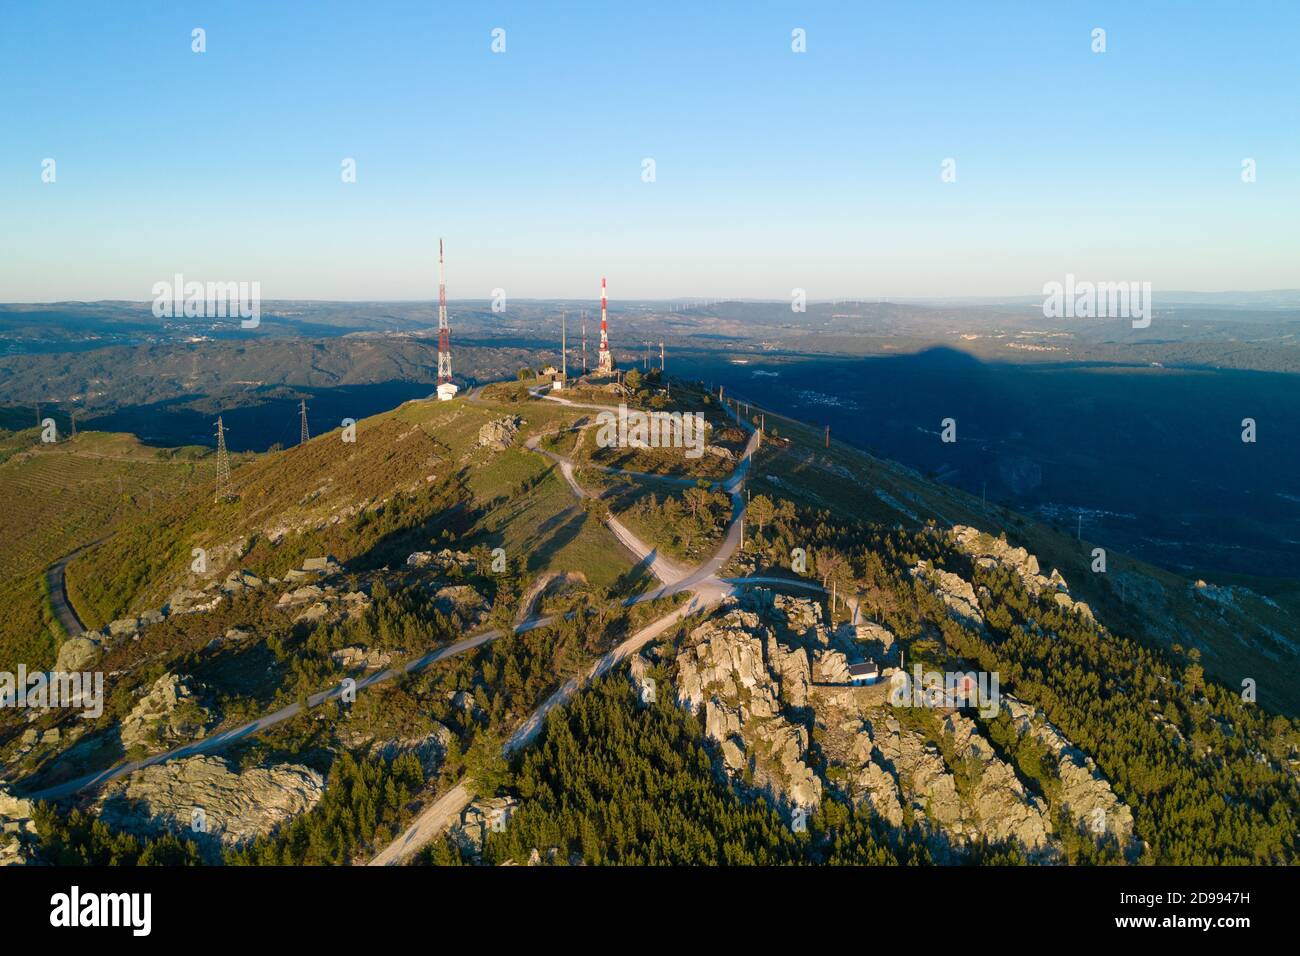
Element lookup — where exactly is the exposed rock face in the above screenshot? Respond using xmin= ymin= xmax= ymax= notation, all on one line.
xmin=816 ymin=708 xmax=1052 ymax=860
xmin=95 ymin=755 xmax=324 ymax=861
xmin=220 ymin=570 xmax=264 ymax=594
xmin=0 ymin=786 xmax=38 ymax=866
xmin=910 ymin=561 xmax=984 ymax=628
xmin=108 ymin=617 xmax=140 ymax=638
xmin=670 ymin=590 xmax=1134 ymax=861
xmin=772 ymin=594 xmax=823 ymax=642
xmin=165 ymin=587 xmax=224 ymax=616
xmin=278 ymin=584 xmax=324 ymax=606
xmin=676 ymin=607 xmax=822 ymax=815
xmin=951 ymin=525 xmax=1093 ymax=620
xmin=452 ymin=796 xmax=519 ymax=858
xmin=368 ymin=723 xmax=455 ymax=779
xmin=430 ymin=585 xmax=489 ymax=629
xmin=331 ymin=646 xmax=394 ymax=672
xmin=1004 ymin=696 xmax=1139 ymax=856
xmin=285 ymin=556 xmax=341 ymax=582
xmin=478 ymin=416 xmax=523 ymax=450
xmin=839 ymin=620 xmax=898 ymax=665
xmin=119 ymin=674 xmax=213 ymax=754
xmin=406 ymin=549 xmax=473 ymax=572
xmin=55 ymin=634 xmax=102 ymax=672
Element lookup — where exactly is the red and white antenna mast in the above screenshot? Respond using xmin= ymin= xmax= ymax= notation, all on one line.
xmin=437 ymin=239 xmax=451 ymax=383
xmin=597 ymin=276 xmax=613 ymax=373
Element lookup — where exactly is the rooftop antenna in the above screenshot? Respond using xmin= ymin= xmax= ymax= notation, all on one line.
xmin=214 ymin=416 xmax=233 ymax=502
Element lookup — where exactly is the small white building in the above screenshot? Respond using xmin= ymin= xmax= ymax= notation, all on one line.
xmin=848 ymin=660 xmax=879 ymax=685
xmin=436 ymin=382 xmax=460 ymax=402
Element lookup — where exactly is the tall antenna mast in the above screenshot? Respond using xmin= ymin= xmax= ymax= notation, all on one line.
xmin=214 ymin=416 xmax=232 ymax=502
xmin=437 ymin=238 xmax=451 ymax=383
xmin=581 ymin=312 xmax=588 ymax=374
xmin=299 ymin=399 xmax=310 ymax=445
xmin=660 ymin=341 xmax=665 ymax=372
xmin=560 ymin=311 xmax=567 ymax=387
xmin=597 ymin=276 xmax=613 ymax=374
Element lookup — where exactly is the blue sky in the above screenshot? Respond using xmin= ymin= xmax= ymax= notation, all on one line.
xmin=2 ymin=1 xmax=1296 ymax=301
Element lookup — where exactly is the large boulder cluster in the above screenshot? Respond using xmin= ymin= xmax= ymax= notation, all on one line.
xmin=910 ymin=560 xmax=985 ymax=628
xmin=477 ymin=416 xmax=524 ymax=451
xmin=676 ymin=604 xmax=828 ymax=818
xmin=119 ymin=674 xmax=213 ymax=755
xmin=94 ymin=755 xmax=324 ymax=862
xmin=670 ymin=588 xmax=1130 ymax=861
xmin=951 ymin=525 xmax=1094 ymax=620
xmin=0 ymin=786 xmax=38 ymax=866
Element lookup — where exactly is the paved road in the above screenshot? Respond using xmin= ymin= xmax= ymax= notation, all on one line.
xmin=45 ymin=541 xmax=101 ymax=638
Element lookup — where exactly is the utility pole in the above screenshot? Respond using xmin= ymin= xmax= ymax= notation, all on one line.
xmin=825 ymin=425 xmax=830 ymax=449
xmin=1077 ymin=513 xmax=1082 ymax=541
xmin=214 ymin=417 xmax=232 ymax=502
xmin=299 ymin=400 xmax=310 ymax=445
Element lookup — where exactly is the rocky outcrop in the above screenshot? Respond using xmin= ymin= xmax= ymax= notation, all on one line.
xmin=285 ymin=556 xmax=341 ymax=582
xmin=478 ymin=416 xmax=523 ymax=450
xmin=119 ymin=674 xmax=213 ymax=754
xmin=367 ymin=723 xmax=455 ymax=779
xmin=451 ymin=795 xmax=519 ymax=858
xmin=406 ymin=549 xmax=473 ymax=572
xmin=839 ymin=620 xmax=898 ymax=665
xmin=910 ymin=561 xmax=984 ymax=628
xmin=951 ymin=525 xmax=1094 ymax=620
xmin=95 ymin=755 xmax=324 ymax=861
xmin=671 ymin=590 xmax=1095 ymax=860
xmin=165 ymin=586 xmax=224 ymax=616
xmin=220 ymin=569 xmax=264 ymax=593
xmin=815 ymin=709 xmax=1053 ymax=860
xmin=771 ymin=594 xmax=823 ymax=642
xmin=1003 ymin=696 xmax=1138 ymax=856
xmin=430 ymin=585 xmax=489 ymax=629
xmin=676 ymin=607 xmax=822 ymax=815
xmin=331 ymin=646 xmax=393 ymax=672
xmin=0 ymin=786 xmax=38 ymax=866
xmin=55 ymin=634 xmax=102 ymax=672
